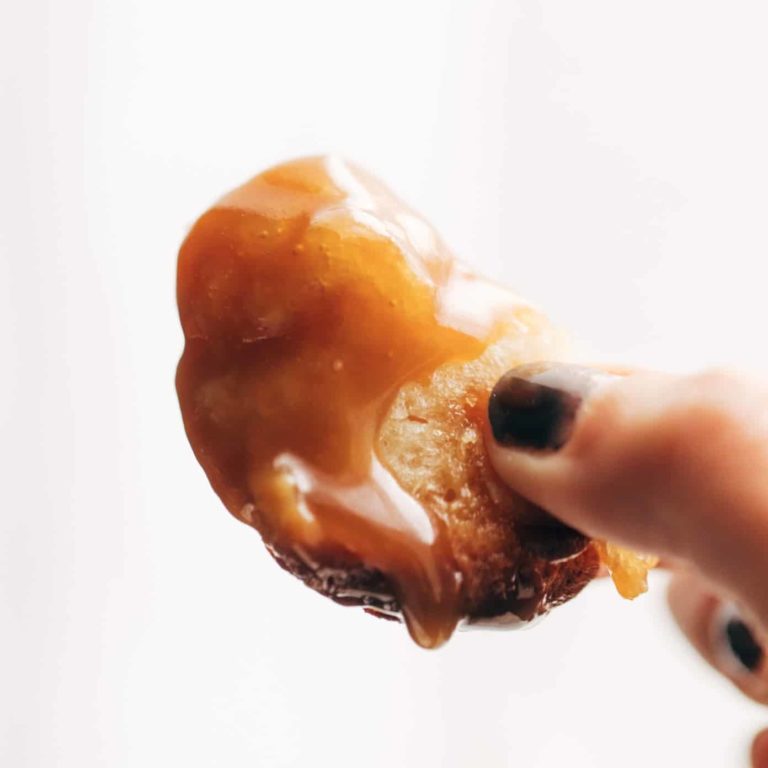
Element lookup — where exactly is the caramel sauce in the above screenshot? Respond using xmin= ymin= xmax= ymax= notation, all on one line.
xmin=176 ymin=157 xmax=548 ymax=647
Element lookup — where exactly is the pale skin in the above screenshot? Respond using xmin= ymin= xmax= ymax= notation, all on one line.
xmin=485 ymin=369 xmax=768 ymax=767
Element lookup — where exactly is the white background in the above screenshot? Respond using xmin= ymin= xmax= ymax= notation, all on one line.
xmin=3 ymin=1 xmax=768 ymax=766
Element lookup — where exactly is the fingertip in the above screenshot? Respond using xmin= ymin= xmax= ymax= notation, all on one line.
xmin=752 ymin=729 xmax=768 ymax=768
xmin=484 ymin=362 xmax=617 ymax=519
xmin=484 ymin=370 xmax=640 ymax=552
xmin=667 ymin=574 xmax=768 ymax=705
xmin=484 ymin=419 xmax=569 ymax=514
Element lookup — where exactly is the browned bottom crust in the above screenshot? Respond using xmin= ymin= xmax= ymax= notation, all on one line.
xmin=268 ymin=535 xmax=600 ymax=627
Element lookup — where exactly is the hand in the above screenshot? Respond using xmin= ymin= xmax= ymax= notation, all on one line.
xmin=485 ymin=365 xmax=768 ymax=767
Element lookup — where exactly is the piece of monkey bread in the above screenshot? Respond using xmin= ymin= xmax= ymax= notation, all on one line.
xmin=176 ymin=156 xmax=653 ymax=648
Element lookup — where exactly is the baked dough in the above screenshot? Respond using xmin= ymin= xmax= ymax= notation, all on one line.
xmin=176 ymin=157 xmax=651 ymax=647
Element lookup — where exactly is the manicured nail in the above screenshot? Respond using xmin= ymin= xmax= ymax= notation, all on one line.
xmin=725 ymin=619 xmax=764 ymax=671
xmin=488 ymin=363 xmax=617 ymax=451
xmin=714 ymin=602 xmax=764 ymax=674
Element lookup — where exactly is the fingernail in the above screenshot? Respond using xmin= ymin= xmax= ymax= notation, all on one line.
xmin=487 ymin=363 xmax=617 ymax=451
xmin=725 ymin=619 xmax=764 ymax=671
xmin=714 ymin=602 xmax=764 ymax=674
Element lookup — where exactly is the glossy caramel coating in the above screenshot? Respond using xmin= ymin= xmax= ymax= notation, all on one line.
xmin=176 ymin=157 xmax=602 ymax=647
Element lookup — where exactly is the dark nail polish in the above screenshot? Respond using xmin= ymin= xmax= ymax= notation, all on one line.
xmin=488 ymin=363 xmax=610 ymax=451
xmin=725 ymin=617 xmax=764 ymax=672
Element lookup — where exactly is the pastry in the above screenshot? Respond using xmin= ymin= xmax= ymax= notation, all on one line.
xmin=176 ymin=156 xmax=652 ymax=648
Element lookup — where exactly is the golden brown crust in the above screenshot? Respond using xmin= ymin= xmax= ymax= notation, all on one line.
xmin=263 ymin=501 xmax=600 ymax=626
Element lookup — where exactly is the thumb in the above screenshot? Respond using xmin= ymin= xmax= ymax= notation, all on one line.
xmin=485 ymin=364 xmax=768 ymax=631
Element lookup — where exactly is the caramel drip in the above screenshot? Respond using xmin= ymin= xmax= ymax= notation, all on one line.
xmin=176 ymin=157 xmax=535 ymax=647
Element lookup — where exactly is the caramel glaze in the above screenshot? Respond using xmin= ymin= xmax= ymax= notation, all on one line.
xmin=176 ymin=157 xmax=598 ymax=648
